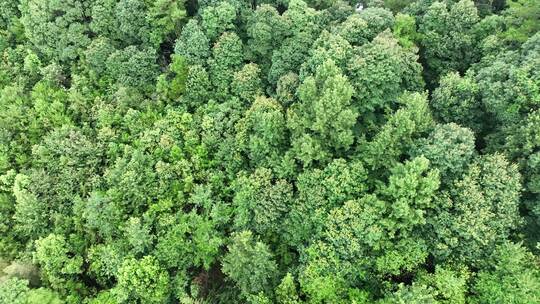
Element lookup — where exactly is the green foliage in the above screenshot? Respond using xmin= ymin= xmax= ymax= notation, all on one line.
xmin=380 ymin=284 xmax=438 ymax=304
xmin=106 ymin=46 xmax=159 ymax=91
xmin=357 ymin=7 xmax=396 ymax=41
xmin=504 ymin=109 xmax=540 ymax=228
xmin=288 ymin=59 xmax=357 ymax=166
xmin=267 ymin=0 xmax=323 ymax=85
xmin=285 ymin=158 xmax=368 ymax=248
xmin=13 ymin=173 xmax=47 ymax=239
xmin=431 ymin=72 xmax=482 ymax=133
xmin=474 ymin=46 xmax=539 ymax=131
xmin=147 ymin=0 xmax=187 ymax=45
xmin=0 ymin=277 xmax=29 ymax=304
xmin=236 ymin=96 xmax=287 ymax=169
xmin=175 ymin=19 xmax=211 ymax=65
xmin=430 ymin=154 xmax=522 ymax=266
xmin=412 ymin=123 xmax=476 ymax=182
xmin=500 ymin=0 xmax=540 ymax=45
xmin=335 ymin=14 xmax=371 ymax=46
xmin=299 ymin=155 xmax=440 ymax=301
xmin=347 ymin=31 xmax=424 ymax=117
xmin=153 ymin=211 xmax=223 ymax=270
xmin=201 ymin=1 xmax=237 ymax=41
xmin=415 ymin=266 xmax=470 ymax=304
xmin=33 ymin=234 xmax=83 ymax=291
xmin=232 ymin=168 xmax=293 ymax=238
xmin=208 ymin=32 xmax=244 ymax=100
xmin=232 ymin=63 xmax=263 ymax=103
xmin=472 ymin=242 xmax=540 ymax=303
xmin=418 ymin=0 xmax=480 ymax=85
xmin=87 ymin=243 xmax=124 ymax=287
xmin=275 ymin=273 xmax=301 ymax=304
xmin=222 ymin=231 xmax=278 ymax=297
xmin=116 ymin=255 xmax=170 ymax=303
xmin=157 ymin=54 xmax=189 ymax=101
xmin=26 ymin=288 xmax=65 ymax=304
xmin=393 ymin=13 xmax=418 ymax=48
xmin=362 ymin=92 xmax=434 ymax=172
xmin=184 ymin=65 xmax=212 ymax=108
xmin=247 ymin=5 xmax=287 ymax=69
xmin=19 ymin=0 xmax=90 ymax=62
xmin=0 ymin=0 xmax=539 ymax=302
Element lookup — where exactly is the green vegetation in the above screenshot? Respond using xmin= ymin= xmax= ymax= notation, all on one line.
xmin=0 ymin=0 xmax=539 ymax=303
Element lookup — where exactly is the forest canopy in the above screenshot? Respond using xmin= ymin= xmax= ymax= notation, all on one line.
xmin=0 ymin=0 xmax=539 ymax=303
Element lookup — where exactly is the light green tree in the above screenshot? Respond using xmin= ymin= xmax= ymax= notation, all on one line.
xmin=222 ymin=231 xmax=278 ymax=297
xmin=116 ymin=255 xmax=170 ymax=303
xmin=288 ymin=59 xmax=357 ymax=166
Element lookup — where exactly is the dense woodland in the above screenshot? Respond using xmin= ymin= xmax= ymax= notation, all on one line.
xmin=0 ymin=0 xmax=539 ymax=303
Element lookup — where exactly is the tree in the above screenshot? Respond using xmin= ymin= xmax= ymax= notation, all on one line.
xmin=153 ymin=211 xmax=223 ymax=271
xmin=235 ymin=96 xmax=287 ymax=169
xmin=26 ymin=289 xmax=65 ymax=304
xmin=20 ymin=126 xmax=102 ymax=236
xmin=116 ymin=255 xmax=170 ymax=303
xmin=285 ymin=158 xmax=367 ymax=248
xmin=156 ymin=54 xmax=189 ymax=101
xmin=232 ymin=63 xmax=263 ymax=103
xmin=267 ymin=0 xmax=323 ymax=85
xmin=431 ymin=72 xmax=482 ymax=133
xmin=418 ymin=0 xmax=480 ymax=85
xmin=430 ymin=154 xmax=522 ymax=266
xmin=246 ymin=5 xmax=287 ymax=71
xmin=411 ymin=123 xmax=476 ymax=183
xmin=473 ymin=44 xmax=539 ymax=137
xmin=361 ymin=92 xmax=434 ymax=173
xmin=0 ymin=170 xmax=19 ymax=257
xmin=347 ymin=31 xmax=424 ymax=118
xmin=104 ymin=147 xmax=159 ymax=215
xmin=83 ymin=37 xmax=116 ymax=84
xmin=275 ymin=273 xmax=301 ymax=304
xmin=393 ymin=13 xmax=419 ymax=48
xmin=147 ymin=0 xmax=187 ymax=46
xmin=275 ymin=72 xmax=300 ymax=107
xmin=0 ymin=277 xmax=29 ymax=304
xmin=183 ymin=65 xmax=212 ymax=109
xmin=106 ymin=46 xmax=159 ymax=92
xmin=222 ymin=231 xmax=278 ymax=298
xmin=0 ymin=1 xmax=18 ymax=30
xmin=2 ymin=0 xmax=540 ymax=302
xmin=33 ymin=234 xmax=83 ymax=291
xmin=300 ymin=31 xmax=353 ymax=79
xmin=114 ymin=0 xmax=153 ymax=46
xmin=123 ymin=217 xmax=153 ymax=257
xmin=414 ymin=265 xmax=470 ymax=304
xmin=87 ymin=243 xmax=124 ymax=287
xmin=80 ymin=192 xmax=123 ymax=240
xmin=19 ymin=0 xmax=90 ymax=62
xmin=90 ymin=0 xmax=118 ymax=40
xmin=335 ymin=14 xmax=371 ymax=46
xmin=208 ymin=32 xmax=244 ymax=100
xmin=12 ymin=173 xmax=47 ymax=240
xmin=472 ymin=242 xmax=540 ymax=304
xmin=503 ymin=109 xmax=540 ymax=244
xmin=174 ymin=19 xmax=211 ymax=65
xmin=287 ymin=59 xmax=357 ymax=166
xmin=300 ymin=157 xmax=439 ymax=303
xmin=232 ymin=168 xmax=293 ymax=239
xmin=500 ymin=0 xmax=540 ymax=45
xmin=299 ymin=157 xmax=439 ymax=302
xmin=200 ymin=1 xmax=237 ymax=42
xmin=379 ymin=283 xmax=438 ymax=304
xmin=357 ymin=7 xmax=396 ymax=41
